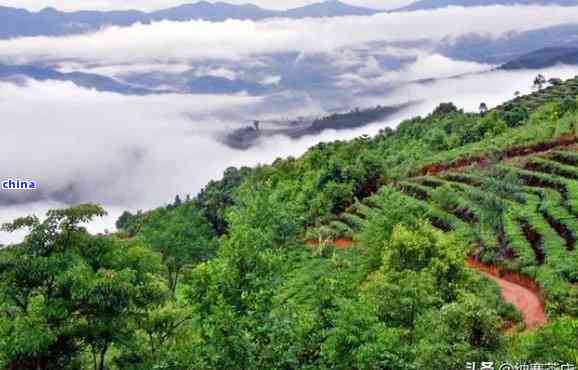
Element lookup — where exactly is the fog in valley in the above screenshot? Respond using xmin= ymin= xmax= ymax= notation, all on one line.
xmin=3 ymin=4 xmax=578 ymax=244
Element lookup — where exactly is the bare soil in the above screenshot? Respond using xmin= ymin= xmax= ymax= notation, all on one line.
xmin=467 ymin=257 xmax=547 ymax=330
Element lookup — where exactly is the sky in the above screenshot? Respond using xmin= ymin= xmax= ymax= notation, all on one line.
xmin=0 ymin=0 xmax=414 ymax=11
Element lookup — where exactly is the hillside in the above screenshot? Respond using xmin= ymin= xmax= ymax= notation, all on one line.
xmin=396 ymin=0 xmax=578 ymax=11
xmin=440 ymin=24 xmax=578 ymax=64
xmin=500 ymin=47 xmax=578 ymax=70
xmin=3 ymin=75 xmax=578 ymax=368
xmin=0 ymin=63 xmax=156 ymax=95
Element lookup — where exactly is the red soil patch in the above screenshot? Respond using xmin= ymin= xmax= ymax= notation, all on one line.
xmin=467 ymin=257 xmax=547 ymax=329
xmin=306 ymin=237 xmax=353 ymax=249
xmin=333 ymin=238 xmax=354 ymax=248
xmin=416 ymin=135 xmax=578 ymax=177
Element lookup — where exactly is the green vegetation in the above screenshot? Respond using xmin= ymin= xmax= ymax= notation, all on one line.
xmin=3 ymin=76 xmax=578 ymax=369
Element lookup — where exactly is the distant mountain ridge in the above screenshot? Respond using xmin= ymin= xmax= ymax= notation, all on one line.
xmin=0 ymin=1 xmax=380 ymax=39
xmin=0 ymin=62 xmax=280 ymax=95
xmin=0 ymin=64 xmax=155 ymax=95
xmin=499 ymin=47 xmax=578 ymax=70
xmin=395 ymin=0 xmax=578 ymax=11
xmin=438 ymin=23 xmax=578 ymax=65
xmin=185 ymin=75 xmax=270 ymax=95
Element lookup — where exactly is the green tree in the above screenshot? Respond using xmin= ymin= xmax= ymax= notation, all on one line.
xmin=414 ymin=294 xmax=503 ymax=370
xmin=501 ymin=105 xmax=529 ymax=127
xmin=548 ymin=77 xmax=562 ymax=86
xmin=0 ymin=204 xmax=167 ymax=370
xmin=533 ymin=74 xmax=546 ymax=90
xmin=141 ymin=204 xmax=215 ymax=294
xmin=433 ymin=102 xmax=459 ymax=116
xmin=561 ymin=96 xmax=578 ymax=115
xmin=116 ymin=210 xmax=135 ymax=231
xmin=508 ymin=317 xmax=578 ymax=363
xmin=479 ymin=102 xmax=489 ymax=116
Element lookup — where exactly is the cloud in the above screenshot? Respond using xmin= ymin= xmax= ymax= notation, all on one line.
xmin=192 ymin=66 xmax=239 ymax=80
xmin=0 ymin=80 xmax=261 ymax=206
xmin=335 ymin=53 xmax=493 ymax=90
xmin=56 ymin=62 xmax=193 ymax=77
xmin=3 ymin=64 xmax=578 ymax=244
xmin=261 ymin=75 xmax=282 ymax=85
xmin=383 ymin=54 xmax=493 ymax=82
xmin=358 ymin=56 xmax=382 ymax=77
xmin=353 ymin=64 xmax=578 ymax=115
xmin=2 ymin=6 xmax=578 ymax=66
xmin=3 ymin=4 xmax=578 ymax=245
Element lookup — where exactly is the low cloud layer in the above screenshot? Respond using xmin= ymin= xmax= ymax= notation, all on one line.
xmin=3 ymin=4 xmax=578 ymax=244
xmin=2 ymin=6 xmax=578 ymax=66
xmin=3 ymin=64 xmax=578 ymax=245
xmin=336 ymin=54 xmax=493 ymax=89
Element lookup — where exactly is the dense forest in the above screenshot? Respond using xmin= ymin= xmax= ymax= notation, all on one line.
xmin=2 ymin=75 xmax=578 ymax=369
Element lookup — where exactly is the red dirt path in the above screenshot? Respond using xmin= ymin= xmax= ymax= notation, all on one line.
xmin=466 ymin=258 xmax=547 ymax=329
xmin=306 ymin=241 xmax=547 ymax=329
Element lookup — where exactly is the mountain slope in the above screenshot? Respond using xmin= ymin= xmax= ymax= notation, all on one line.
xmin=284 ymin=0 xmax=378 ymax=17
xmin=500 ymin=47 xmax=578 ymax=70
xmin=0 ymin=63 xmax=155 ymax=95
xmin=0 ymin=1 xmax=380 ymax=39
xmin=396 ymin=0 xmax=578 ymax=11
xmin=439 ymin=24 xmax=578 ymax=64
xmin=150 ymin=2 xmax=276 ymax=22
xmin=0 ymin=6 xmax=149 ymax=38
xmin=185 ymin=75 xmax=269 ymax=94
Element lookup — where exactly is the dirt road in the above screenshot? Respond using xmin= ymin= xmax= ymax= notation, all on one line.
xmin=467 ymin=261 xmax=547 ymax=329
xmin=308 ymin=239 xmax=547 ymax=329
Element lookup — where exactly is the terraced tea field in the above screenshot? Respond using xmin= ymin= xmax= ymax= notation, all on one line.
xmin=311 ymin=141 xmax=578 ymax=317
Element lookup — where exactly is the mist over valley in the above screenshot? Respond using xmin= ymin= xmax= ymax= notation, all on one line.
xmin=3 ymin=1 xmax=578 ymax=243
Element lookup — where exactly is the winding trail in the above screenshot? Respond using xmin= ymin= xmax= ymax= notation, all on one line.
xmin=466 ymin=258 xmax=547 ymax=329
xmin=307 ymin=240 xmax=547 ymax=329
xmin=480 ymin=271 xmax=546 ymax=329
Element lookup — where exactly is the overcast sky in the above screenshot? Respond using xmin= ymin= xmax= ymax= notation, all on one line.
xmin=0 ymin=0 xmax=414 ymax=11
